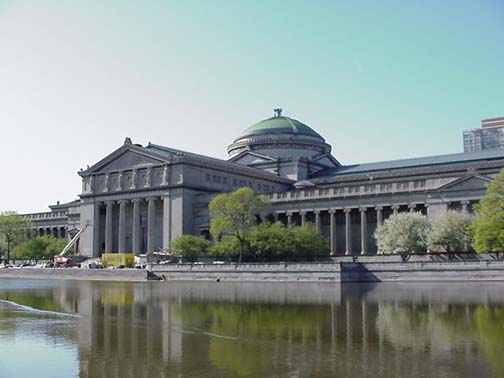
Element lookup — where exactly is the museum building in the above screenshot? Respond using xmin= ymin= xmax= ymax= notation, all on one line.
xmin=23 ymin=110 xmax=504 ymax=256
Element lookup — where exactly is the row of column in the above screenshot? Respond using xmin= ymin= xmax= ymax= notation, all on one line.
xmin=102 ymin=197 xmax=157 ymax=255
xmin=278 ymin=204 xmax=423 ymax=255
xmin=33 ymin=226 xmax=67 ymax=239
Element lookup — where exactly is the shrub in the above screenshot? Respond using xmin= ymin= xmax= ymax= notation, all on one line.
xmin=375 ymin=212 xmax=431 ymax=254
xmin=169 ymin=235 xmax=210 ymax=261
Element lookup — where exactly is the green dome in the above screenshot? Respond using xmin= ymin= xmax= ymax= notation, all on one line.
xmin=241 ymin=115 xmax=323 ymax=139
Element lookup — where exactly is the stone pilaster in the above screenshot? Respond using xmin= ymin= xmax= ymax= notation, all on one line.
xmin=300 ymin=211 xmax=307 ymax=226
xmin=360 ymin=208 xmax=368 ymax=255
xmin=344 ymin=208 xmax=352 ymax=256
xmin=392 ymin=205 xmax=399 ymax=215
xmin=329 ymin=209 xmax=337 ymax=256
xmin=105 ymin=201 xmax=113 ymax=253
xmin=315 ymin=210 xmax=321 ymax=234
xmin=376 ymin=206 xmax=383 ymax=226
xmin=132 ymin=199 xmax=141 ymax=256
xmin=118 ymin=200 xmax=127 ymax=253
xmin=147 ymin=197 xmax=156 ymax=253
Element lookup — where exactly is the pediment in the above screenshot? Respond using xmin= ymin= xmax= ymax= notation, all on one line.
xmin=228 ymin=151 xmax=277 ymax=166
xmin=82 ymin=145 xmax=168 ymax=175
xmin=437 ymin=175 xmax=491 ymax=192
xmin=96 ymin=150 xmax=164 ymax=173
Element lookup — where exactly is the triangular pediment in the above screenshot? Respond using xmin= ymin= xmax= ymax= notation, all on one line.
xmin=81 ymin=144 xmax=168 ymax=175
xmin=228 ymin=150 xmax=277 ymax=165
xmin=438 ymin=175 xmax=492 ymax=192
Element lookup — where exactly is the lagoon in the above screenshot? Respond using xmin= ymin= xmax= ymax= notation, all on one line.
xmin=1 ymin=279 xmax=504 ymax=378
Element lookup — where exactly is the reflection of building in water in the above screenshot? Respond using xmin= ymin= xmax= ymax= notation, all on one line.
xmin=56 ymin=282 xmax=503 ymax=378
xmin=5 ymin=281 xmax=502 ymax=377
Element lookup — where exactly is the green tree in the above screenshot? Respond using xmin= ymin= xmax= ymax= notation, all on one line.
xmin=12 ymin=236 xmax=66 ymax=263
xmin=208 ymin=235 xmax=241 ymax=258
xmin=0 ymin=212 xmax=32 ymax=265
xmin=427 ymin=211 xmax=473 ymax=253
xmin=471 ymin=169 xmax=504 ymax=253
xmin=249 ymin=221 xmax=291 ymax=259
xmin=248 ymin=222 xmax=329 ymax=260
xmin=289 ymin=223 xmax=329 ymax=257
xmin=209 ymin=187 xmax=270 ymax=262
xmin=169 ymin=235 xmax=210 ymax=261
xmin=375 ymin=212 xmax=431 ymax=254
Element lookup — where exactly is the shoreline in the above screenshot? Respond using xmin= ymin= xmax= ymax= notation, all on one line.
xmin=2 ymin=259 xmax=504 ymax=283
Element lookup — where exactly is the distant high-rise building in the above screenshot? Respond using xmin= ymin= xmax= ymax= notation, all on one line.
xmin=464 ymin=117 xmax=504 ymax=152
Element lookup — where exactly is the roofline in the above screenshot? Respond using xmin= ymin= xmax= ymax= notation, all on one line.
xmin=312 ymin=149 xmax=504 ymax=178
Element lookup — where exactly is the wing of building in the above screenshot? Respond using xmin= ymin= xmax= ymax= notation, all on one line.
xmin=24 ymin=111 xmax=504 ymax=256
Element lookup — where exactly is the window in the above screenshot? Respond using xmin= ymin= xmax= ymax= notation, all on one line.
xmin=206 ymin=174 xmax=211 ymax=182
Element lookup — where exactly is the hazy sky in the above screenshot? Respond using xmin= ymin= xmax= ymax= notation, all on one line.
xmin=1 ymin=0 xmax=503 ymax=213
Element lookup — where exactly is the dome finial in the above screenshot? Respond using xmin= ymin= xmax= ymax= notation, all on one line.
xmin=273 ymin=108 xmax=282 ymax=118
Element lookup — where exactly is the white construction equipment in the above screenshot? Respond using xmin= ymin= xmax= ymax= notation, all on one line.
xmin=53 ymin=223 xmax=89 ymax=267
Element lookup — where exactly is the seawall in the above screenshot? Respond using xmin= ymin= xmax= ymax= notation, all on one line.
xmin=0 ymin=268 xmax=146 ymax=281
xmin=2 ymin=260 xmax=504 ymax=282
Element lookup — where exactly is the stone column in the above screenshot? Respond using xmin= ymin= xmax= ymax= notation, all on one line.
xmin=300 ymin=211 xmax=307 ymax=226
xmin=132 ymin=199 xmax=141 ymax=256
xmin=287 ymin=212 xmax=293 ymax=225
xmin=273 ymin=213 xmax=279 ymax=222
xmin=462 ymin=200 xmax=469 ymax=214
xmin=118 ymin=200 xmax=127 ymax=253
xmin=315 ymin=210 xmax=321 ymax=234
xmin=57 ymin=227 xmax=62 ymax=239
xmin=408 ymin=203 xmax=416 ymax=213
xmin=105 ymin=201 xmax=113 ymax=253
xmin=344 ymin=208 xmax=352 ymax=255
xmin=329 ymin=209 xmax=337 ymax=256
xmin=147 ymin=197 xmax=156 ymax=253
xmin=392 ymin=205 xmax=399 ymax=215
xmin=360 ymin=208 xmax=368 ymax=255
xmin=376 ymin=206 xmax=383 ymax=226
xmin=93 ymin=202 xmax=101 ymax=255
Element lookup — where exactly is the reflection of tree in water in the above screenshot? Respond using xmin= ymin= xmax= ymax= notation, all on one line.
xmin=4 ymin=281 xmax=504 ymax=378
xmin=471 ymin=306 xmax=504 ymax=378
xmin=376 ymin=303 xmax=474 ymax=351
xmin=0 ymin=288 xmax=79 ymax=344
xmin=173 ymin=302 xmax=329 ymax=377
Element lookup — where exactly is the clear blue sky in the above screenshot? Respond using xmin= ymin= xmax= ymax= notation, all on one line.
xmin=0 ymin=0 xmax=503 ymax=212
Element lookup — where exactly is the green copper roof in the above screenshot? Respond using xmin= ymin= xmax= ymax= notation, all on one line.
xmin=241 ymin=116 xmax=323 ymax=139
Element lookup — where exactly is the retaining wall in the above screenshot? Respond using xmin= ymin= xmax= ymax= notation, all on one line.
xmin=0 ymin=268 xmax=146 ymax=281
xmin=342 ymin=260 xmax=504 ymax=282
xmin=3 ymin=260 xmax=504 ymax=283
xmin=151 ymin=262 xmax=342 ymax=282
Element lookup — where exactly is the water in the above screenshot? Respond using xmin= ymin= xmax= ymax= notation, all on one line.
xmin=1 ymin=279 xmax=504 ymax=378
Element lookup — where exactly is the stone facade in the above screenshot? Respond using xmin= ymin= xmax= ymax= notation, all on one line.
xmin=24 ymin=112 xmax=504 ymax=257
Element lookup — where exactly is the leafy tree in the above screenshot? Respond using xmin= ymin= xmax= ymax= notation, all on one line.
xmin=427 ymin=211 xmax=473 ymax=253
xmin=247 ymin=222 xmax=329 ymax=260
xmin=471 ymin=169 xmax=504 ymax=253
xmin=169 ymin=235 xmax=210 ymax=261
xmin=0 ymin=212 xmax=33 ymax=265
xmin=375 ymin=212 xmax=431 ymax=254
xmin=208 ymin=235 xmax=241 ymax=258
xmin=209 ymin=187 xmax=270 ymax=262
xmin=289 ymin=223 xmax=329 ymax=257
xmin=249 ymin=222 xmax=291 ymax=259
xmin=12 ymin=236 xmax=67 ymax=263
